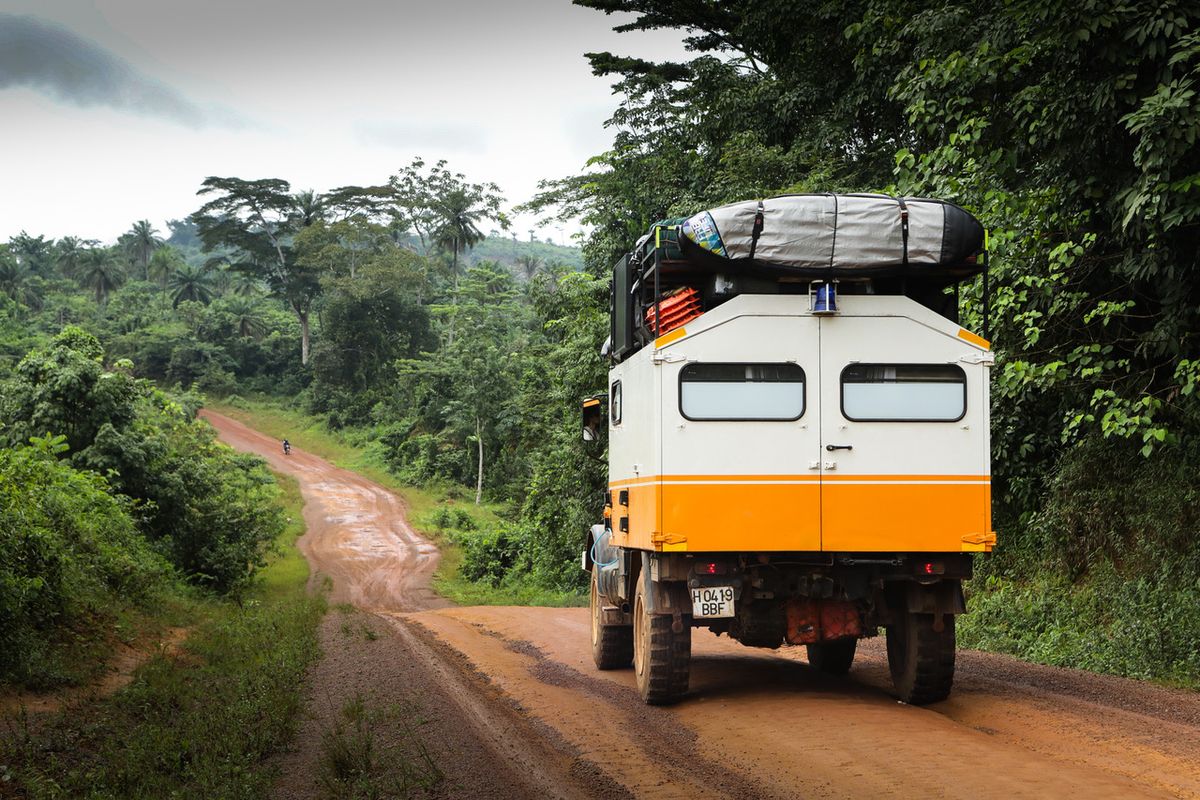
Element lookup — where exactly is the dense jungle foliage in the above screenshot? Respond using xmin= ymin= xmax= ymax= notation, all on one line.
xmin=4 ymin=1 xmax=1199 ymax=687
xmin=0 ymin=326 xmax=286 ymax=685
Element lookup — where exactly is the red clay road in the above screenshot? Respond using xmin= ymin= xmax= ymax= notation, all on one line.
xmin=205 ymin=409 xmax=1200 ymax=799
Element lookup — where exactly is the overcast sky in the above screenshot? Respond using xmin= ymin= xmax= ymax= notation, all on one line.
xmin=0 ymin=0 xmax=687 ymax=244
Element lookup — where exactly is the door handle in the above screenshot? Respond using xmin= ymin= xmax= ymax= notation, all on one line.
xmin=825 ymin=444 xmax=853 ymax=451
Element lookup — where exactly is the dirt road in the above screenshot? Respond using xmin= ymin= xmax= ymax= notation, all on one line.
xmin=204 ymin=410 xmax=1200 ymax=799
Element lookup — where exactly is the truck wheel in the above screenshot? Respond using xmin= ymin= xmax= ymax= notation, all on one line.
xmin=633 ymin=580 xmax=691 ymax=705
xmin=886 ymin=611 xmax=955 ymax=704
xmin=591 ymin=565 xmax=632 ymax=669
xmin=806 ymin=638 xmax=857 ymax=675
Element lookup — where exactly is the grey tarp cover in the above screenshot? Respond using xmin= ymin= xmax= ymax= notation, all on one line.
xmin=678 ymin=194 xmax=983 ymax=275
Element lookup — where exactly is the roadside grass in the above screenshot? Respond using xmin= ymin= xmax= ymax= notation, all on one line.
xmin=258 ymin=472 xmax=310 ymax=599
xmin=208 ymin=396 xmax=585 ymax=607
xmin=0 ymin=469 xmax=326 ymax=799
xmin=316 ymin=693 xmax=442 ymax=799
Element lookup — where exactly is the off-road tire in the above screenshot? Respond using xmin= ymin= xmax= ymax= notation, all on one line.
xmin=806 ymin=637 xmax=857 ymax=675
xmin=590 ymin=565 xmax=632 ymax=669
xmin=886 ymin=611 xmax=955 ymax=704
xmin=633 ymin=580 xmax=691 ymax=705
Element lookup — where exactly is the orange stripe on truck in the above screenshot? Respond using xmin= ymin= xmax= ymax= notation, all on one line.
xmin=609 ymin=477 xmax=992 ymax=554
xmin=610 ymin=474 xmax=989 ymax=485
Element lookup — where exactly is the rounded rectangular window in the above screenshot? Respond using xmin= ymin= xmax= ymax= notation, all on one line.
xmin=841 ymin=364 xmax=966 ymax=422
xmin=610 ymin=380 xmax=622 ymax=425
xmin=680 ymin=363 xmax=805 ymax=421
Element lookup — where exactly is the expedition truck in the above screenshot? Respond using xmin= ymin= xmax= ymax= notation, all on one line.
xmin=581 ymin=194 xmax=995 ymax=705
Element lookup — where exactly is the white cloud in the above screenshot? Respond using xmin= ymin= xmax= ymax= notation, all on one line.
xmin=0 ymin=1 xmax=689 ymax=242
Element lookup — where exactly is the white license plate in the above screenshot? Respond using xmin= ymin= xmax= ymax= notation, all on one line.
xmin=690 ymin=585 xmax=735 ymax=618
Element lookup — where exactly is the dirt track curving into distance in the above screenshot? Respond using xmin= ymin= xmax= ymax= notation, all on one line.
xmin=204 ymin=410 xmax=1200 ymax=799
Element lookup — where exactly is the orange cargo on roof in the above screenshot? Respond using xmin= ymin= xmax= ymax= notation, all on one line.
xmin=645 ymin=287 xmax=702 ymax=334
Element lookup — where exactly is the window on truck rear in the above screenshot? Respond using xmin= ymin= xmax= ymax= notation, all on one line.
xmin=840 ymin=363 xmax=966 ymax=422
xmin=679 ymin=363 xmax=805 ymax=421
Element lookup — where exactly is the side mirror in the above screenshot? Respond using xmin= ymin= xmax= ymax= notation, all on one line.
xmin=581 ymin=395 xmax=605 ymax=442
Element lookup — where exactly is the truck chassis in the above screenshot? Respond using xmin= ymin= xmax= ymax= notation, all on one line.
xmin=587 ymin=530 xmax=969 ymax=705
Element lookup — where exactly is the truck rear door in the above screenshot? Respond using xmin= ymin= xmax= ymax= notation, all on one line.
xmin=657 ymin=315 xmax=823 ymax=553
xmin=817 ymin=314 xmax=990 ymax=553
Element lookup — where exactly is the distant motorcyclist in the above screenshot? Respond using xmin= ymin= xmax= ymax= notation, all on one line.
xmin=282 ymin=438 xmax=291 ymax=455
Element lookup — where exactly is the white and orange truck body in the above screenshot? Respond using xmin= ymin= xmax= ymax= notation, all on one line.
xmin=607 ymin=293 xmax=994 ymax=557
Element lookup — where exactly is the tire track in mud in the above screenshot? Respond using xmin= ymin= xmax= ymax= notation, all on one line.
xmin=471 ymin=624 xmax=783 ymax=800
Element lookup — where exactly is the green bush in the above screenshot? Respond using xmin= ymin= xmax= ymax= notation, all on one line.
xmin=460 ymin=524 xmax=523 ymax=587
xmin=988 ymin=434 xmax=1200 ymax=580
xmin=964 ymin=433 xmax=1200 ymax=687
xmin=2 ymin=329 xmax=284 ymax=596
xmin=0 ymin=443 xmax=168 ymax=686
xmin=430 ymin=506 xmax=453 ymax=531
xmin=84 ymin=407 xmax=284 ymax=596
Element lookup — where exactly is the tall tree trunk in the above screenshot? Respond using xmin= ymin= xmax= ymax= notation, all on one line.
xmin=298 ymin=309 xmax=310 ymax=366
xmin=448 ymin=241 xmax=460 ymax=346
xmin=475 ymin=414 xmax=484 ymax=506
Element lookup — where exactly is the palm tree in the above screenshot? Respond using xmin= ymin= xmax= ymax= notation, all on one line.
xmin=224 ymin=296 xmax=268 ymax=338
xmin=292 ymin=190 xmax=325 ymax=227
xmin=515 ymin=255 xmax=544 ymax=281
xmin=75 ymin=248 xmax=126 ymax=306
xmin=148 ymin=246 xmax=185 ymax=289
xmin=433 ymin=188 xmax=488 ymax=294
xmin=168 ymin=263 xmax=215 ymax=306
xmin=0 ymin=256 xmax=43 ymax=311
xmin=226 ymin=269 xmax=264 ymax=297
xmin=54 ymin=236 xmax=96 ymax=279
xmin=123 ymin=220 xmax=163 ymax=280
xmin=206 ymin=257 xmax=264 ymax=297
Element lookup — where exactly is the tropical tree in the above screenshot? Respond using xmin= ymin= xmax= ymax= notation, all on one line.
xmin=515 ymin=254 xmax=544 ymax=281
xmin=223 ymin=295 xmax=269 ymax=338
xmin=8 ymin=231 xmax=54 ymax=276
xmin=388 ymin=158 xmax=508 ymax=261
xmin=223 ymin=267 xmax=264 ymax=297
xmin=0 ymin=254 xmax=42 ymax=311
xmin=433 ymin=188 xmax=489 ymax=293
xmin=122 ymin=220 xmax=163 ymax=281
xmin=291 ymin=190 xmax=326 ymax=227
xmin=74 ymin=248 xmax=126 ymax=306
xmin=148 ymin=246 xmax=185 ymax=289
xmin=439 ymin=264 xmax=523 ymax=503
xmin=191 ymin=177 xmax=321 ymax=365
xmin=54 ymin=236 xmax=97 ymax=279
xmin=168 ymin=263 xmax=216 ymax=307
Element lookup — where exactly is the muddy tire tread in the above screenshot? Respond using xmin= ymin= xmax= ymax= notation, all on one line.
xmin=591 ymin=567 xmax=633 ymax=669
xmin=634 ymin=581 xmax=691 ymax=705
xmin=888 ymin=612 xmax=955 ymax=705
